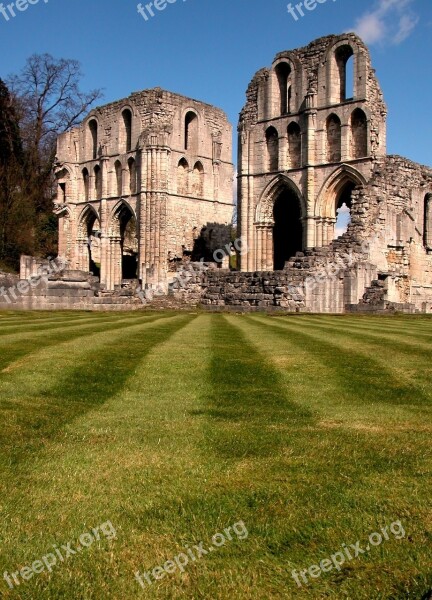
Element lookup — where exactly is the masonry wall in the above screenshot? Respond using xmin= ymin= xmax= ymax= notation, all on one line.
xmin=54 ymin=88 xmax=234 ymax=292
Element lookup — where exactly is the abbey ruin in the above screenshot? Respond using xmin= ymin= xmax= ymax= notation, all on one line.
xmin=1 ymin=33 xmax=431 ymax=312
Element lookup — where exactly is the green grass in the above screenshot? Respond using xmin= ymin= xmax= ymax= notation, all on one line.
xmin=0 ymin=311 xmax=431 ymax=599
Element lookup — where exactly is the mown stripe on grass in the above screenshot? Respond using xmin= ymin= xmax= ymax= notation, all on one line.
xmin=281 ymin=315 xmax=432 ymax=363
xmin=266 ymin=317 xmax=432 ymax=395
xmin=200 ymin=314 xmax=314 ymax=460
xmin=298 ymin=315 xmax=432 ymax=346
xmin=0 ymin=314 xmax=193 ymax=468
xmin=0 ymin=312 xmax=166 ymax=372
xmin=0 ymin=312 xmax=126 ymax=336
xmin=247 ymin=315 xmax=430 ymax=409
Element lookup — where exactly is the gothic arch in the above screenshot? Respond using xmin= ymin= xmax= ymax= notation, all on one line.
xmin=87 ymin=117 xmax=99 ymax=160
xmin=424 ymin=193 xmax=432 ymax=250
xmin=109 ymin=199 xmax=137 ymax=236
xmin=271 ymin=53 xmax=304 ymax=116
xmin=350 ymin=108 xmax=368 ymax=159
xmin=77 ymin=204 xmax=100 ymax=238
xmin=109 ymin=200 xmax=138 ymax=281
xmin=266 ymin=126 xmax=279 ymax=172
xmin=324 ymin=36 xmax=367 ymax=104
xmin=77 ymin=204 xmax=101 ymax=275
xmin=56 ymin=166 xmax=72 ymax=203
xmin=315 ymin=165 xmax=366 ymax=218
xmin=326 ymin=114 xmax=342 ymax=163
xmin=114 ymin=160 xmax=123 ymax=197
xmin=183 ymin=109 xmax=199 ymax=152
xmin=177 ymin=157 xmax=189 ymax=195
xmin=119 ymin=106 xmax=134 ymax=153
xmin=256 ymin=175 xmax=306 ymax=224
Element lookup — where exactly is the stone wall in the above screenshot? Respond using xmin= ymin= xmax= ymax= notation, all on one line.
xmin=54 ymin=87 xmax=234 ymax=292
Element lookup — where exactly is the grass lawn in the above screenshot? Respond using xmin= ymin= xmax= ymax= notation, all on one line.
xmin=0 ymin=311 xmax=431 ymax=599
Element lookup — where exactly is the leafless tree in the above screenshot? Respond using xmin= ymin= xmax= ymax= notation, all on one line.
xmin=7 ymin=53 xmax=103 ymax=171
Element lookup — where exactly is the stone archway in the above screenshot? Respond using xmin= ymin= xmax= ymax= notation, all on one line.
xmin=255 ymin=177 xmax=305 ymax=271
xmin=109 ymin=202 xmax=138 ymax=287
xmin=315 ymin=166 xmax=366 ymax=246
xmin=77 ymin=206 xmax=101 ymax=276
xmin=273 ymin=187 xmax=303 ymax=270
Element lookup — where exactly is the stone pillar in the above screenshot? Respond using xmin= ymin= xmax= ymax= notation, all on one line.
xmin=99 ymin=198 xmax=109 ymax=289
xmin=341 ymin=123 xmax=350 ymax=162
xmin=101 ymin=157 xmax=109 ymax=198
xmin=304 ymin=91 xmax=317 ymax=250
xmin=279 ymin=135 xmax=288 ymax=172
xmin=256 ymin=225 xmax=263 ymax=271
xmin=264 ymin=226 xmax=273 ymax=271
xmin=139 ymin=133 xmax=170 ymax=289
xmin=238 ymin=126 xmax=253 ymax=272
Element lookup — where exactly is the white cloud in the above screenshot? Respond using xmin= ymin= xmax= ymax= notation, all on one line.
xmin=352 ymin=0 xmax=419 ymax=45
xmin=335 ymin=204 xmax=351 ymax=238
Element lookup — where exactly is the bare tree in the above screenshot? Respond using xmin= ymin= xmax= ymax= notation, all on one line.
xmin=1 ymin=55 xmax=103 ymax=265
xmin=7 ymin=54 xmax=103 ymax=171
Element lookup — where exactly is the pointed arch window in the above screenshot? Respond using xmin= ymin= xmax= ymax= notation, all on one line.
xmin=326 ymin=115 xmax=342 ymax=163
xmin=266 ymin=127 xmax=279 ymax=172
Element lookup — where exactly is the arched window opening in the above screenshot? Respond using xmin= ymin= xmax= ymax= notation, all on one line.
xmin=266 ymin=127 xmax=279 ymax=172
xmin=334 ymin=181 xmax=355 ymax=239
xmin=335 ymin=45 xmax=354 ymax=102
xmin=128 ymin=158 xmax=137 ymax=195
xmin=80 ymin=209 xmax=101 ymax=277
xmin=121 ymin=109 xmax=132 ymax=153
xmin=192 ymin=161 xmax=204 ymax=197
xmin=82 ymin=168 xmax=90 ymax=201
xmin=351 ymin=108 xmax=368 ymax=159
xmin=273 ymin=188 xmax=303 ymax=269
xmin=59 ymin=182 xmax=67 ymax=203
xmin=345 ymin=55 xmax=354 ymax=100
xmin=177 ymin=159 xmax=189 ymax=196
xmin=94 ymin=165 xmax=102 ymax=200
xmin=287 ymin=122 xmax=301 ymax=169
xmin=113 ymin=204 xmax=138 ymax=281
xmin=424 ymin=194 xmax=432 ymax=250
xmin=88 ymin=119 xmax=98 ymax=160
xmin=326 ymin=115 xmax=342 ymax=163
xmin=275 ymin=62 xmax=292 ymax=115
xmin=115 ymin=161 xmax=122 ymax=197
xmin=185 ymin=111 xmax=198 ymax=152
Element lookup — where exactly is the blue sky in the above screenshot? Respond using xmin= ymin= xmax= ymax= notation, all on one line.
xmin=0 ymin=0 xmax=431 ymax=168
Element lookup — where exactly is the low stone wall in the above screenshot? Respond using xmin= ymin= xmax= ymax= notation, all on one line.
xmin=0 ymin=270 xmax=143 ymax=311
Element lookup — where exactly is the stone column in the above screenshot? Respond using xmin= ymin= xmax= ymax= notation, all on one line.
xmin=255 ymin=225 xmax=263 ymax=271
xmin=263 ymin=226 xmax=273 ymax=271
xmin=304 ymin=90 xmax=317 ymax=250
xmin=279 ymin=135 xmax=288 ymax=172
xmin=238 ymin=126 xmax=252 ymax=272
xmin=341 ymin=123 xmax=350 ymax=162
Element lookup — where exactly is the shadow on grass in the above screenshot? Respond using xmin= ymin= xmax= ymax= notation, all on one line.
xmin=0 ymin=313 xmax=167 ymax=372
xmin=248 ymin=315 xmax=430 ymax=408
xmin=194 ymin=314 xmax=315 ymax=460
xmin=0 ymin=314 xmax=195 ymax=466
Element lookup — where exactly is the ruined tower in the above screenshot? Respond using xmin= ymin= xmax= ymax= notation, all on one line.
xmin=210 ymin=33 xmax=432 ymax=313
xmin=238 ymin=33 xmax=387 ymax=271
xmin=54 ymin=88 xmax=234 ymax=291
